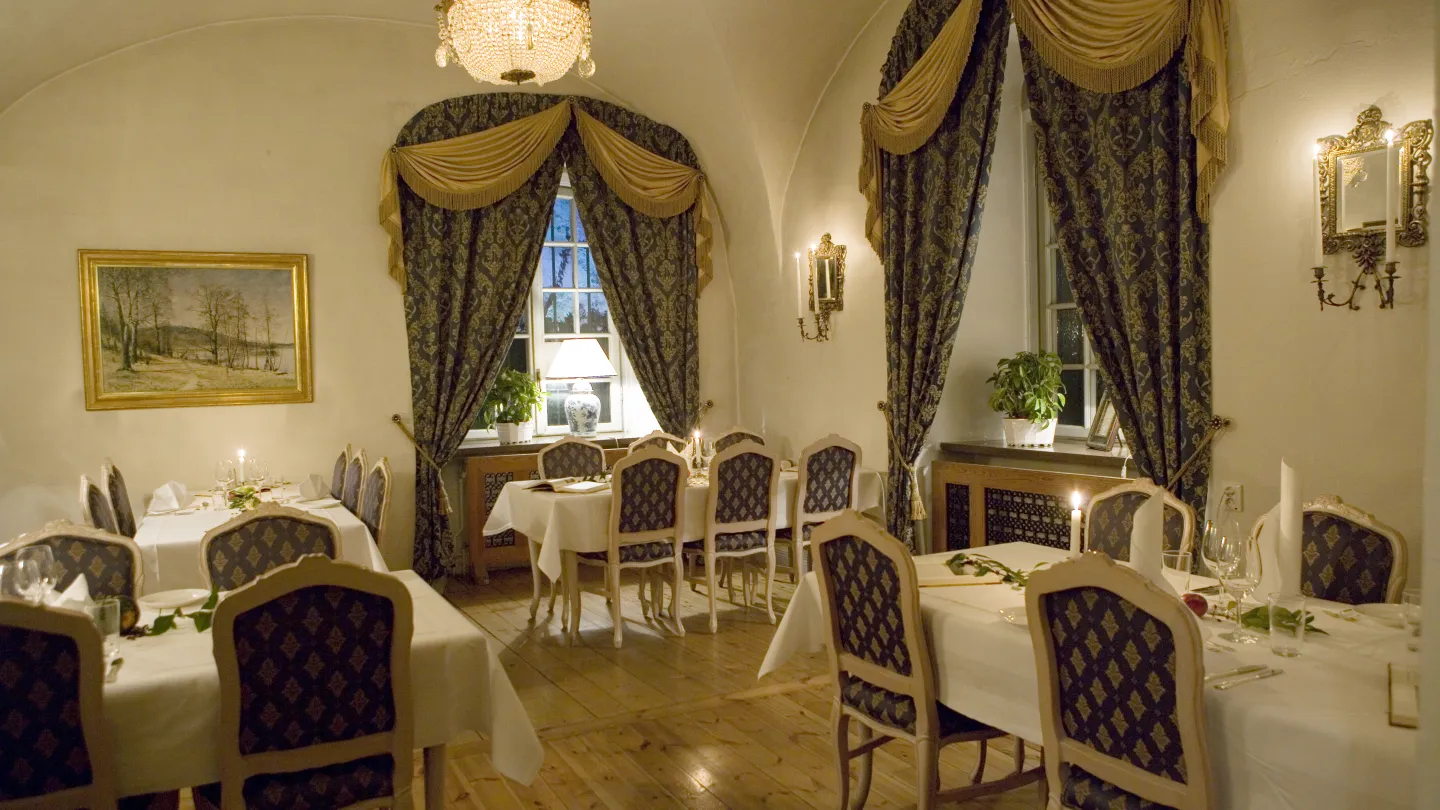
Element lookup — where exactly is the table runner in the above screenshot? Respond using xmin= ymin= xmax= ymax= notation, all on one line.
xmin=105 ymin=571 xmax=541 ymax=796
xmin=760 ymin=542 xmax=1417 ymax=810
xmin=133 ymin=487 xmax=387 ymax=594
xmin=484 ymin=469 xmax=884 ymax=581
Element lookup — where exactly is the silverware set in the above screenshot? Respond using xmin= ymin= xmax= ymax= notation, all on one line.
xmin=1205 ymin=664 xmax=1284 ymax=690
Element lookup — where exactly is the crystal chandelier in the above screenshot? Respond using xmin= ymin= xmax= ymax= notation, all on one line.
xmin=435 ymin=0 xmax=596 ymax=86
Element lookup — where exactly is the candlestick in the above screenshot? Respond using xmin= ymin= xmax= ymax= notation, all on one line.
xmin=1312 ymin=142 xmax=1324 ymax=267
xmin=794 ymin=252 xmax=805 ymax=320
xmin=237 ymin=448 xmax=247 ymax=486
xmin=1069 ymin=491 xmax=1083 ymax=556
xmin=1384 ymin=129 xmax=1396 ymax=263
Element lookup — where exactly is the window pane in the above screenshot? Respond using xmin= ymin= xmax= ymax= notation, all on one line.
xmin=1058 ymin=369 xmax=1085 ymax=427
xmin=578 ymin=292 xmax=609 ymax=333
xmin=541 ymin=247 xmax=573 ymax=288
xmin=515 ymin=312 xmax=528 ymax=335
xmin=577 ymin=247 xmax=600 ymax=288
xmin=544 ymin=381 xmax=612 ymax=427
xmin=503 ymin=338 xmax=529 ymax=374
xmin=1052 ymin=250 xmax=1073 ymax=304
xmin=550 ymin=198 xmax=572 ymax=241
xmin=1056 ymin=308 xmax=1084 ymax=364
xmin=542 ymin=292 xmax=575 ymax=333
xmin=575 ymin=207 xmax=587 ymax=243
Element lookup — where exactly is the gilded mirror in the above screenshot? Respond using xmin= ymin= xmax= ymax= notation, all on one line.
xmin=1317 ymin=105 xmax=1432 ymax=269
xmin=807 ymin=234 xmax=846 ymax=313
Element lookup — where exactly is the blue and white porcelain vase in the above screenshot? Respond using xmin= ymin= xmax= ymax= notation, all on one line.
xmin=564 ymin=380 xmax=601 ymax=437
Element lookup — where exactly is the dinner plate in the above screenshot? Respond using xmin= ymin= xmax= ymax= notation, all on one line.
xmin=1356 ymin=603 xmax=1406 ymax=628
xmin=998 ymin=606 xmax=1027 ymax=629
xmin=139 ymin=588 xmax=211 ymax=611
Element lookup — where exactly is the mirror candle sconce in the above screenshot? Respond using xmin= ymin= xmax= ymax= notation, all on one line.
xmin=1311 ymin=105 xmax=1432 ymax=311
xmin=796 ymin=233 xmax=846 ymax=341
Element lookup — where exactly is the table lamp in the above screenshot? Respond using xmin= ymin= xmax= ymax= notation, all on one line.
xmin=545 ymin=338 xmax=617 ymax=437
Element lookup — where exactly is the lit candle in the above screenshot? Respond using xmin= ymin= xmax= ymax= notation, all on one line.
xmin=794 ymin=252 xmax=805 ymax=320
xmin=1069 ymin=491 xmax=1083 ymax=556
xmin=1384 ymin=129 xmax=1397 ymax=263
xmin=237 ymin=448 xmax=247 ymax=485
xmin=1312 ymin=142 xmax=1324 ymax=267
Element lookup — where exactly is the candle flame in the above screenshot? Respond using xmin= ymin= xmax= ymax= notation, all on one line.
xmin=1312 ymin=142 xmax=1322 ymax=156
xmin=1384 ymin=129 xmax=1396 ymax=145
xmin=1071 ymin=491 xmax=1082 ymax=509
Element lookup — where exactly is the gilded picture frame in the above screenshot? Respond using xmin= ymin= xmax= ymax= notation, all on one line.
xmin=78 ymin=250 xmax=312 ymax=410
xmin=1086 ymin=392 xmax=1120 ymax=451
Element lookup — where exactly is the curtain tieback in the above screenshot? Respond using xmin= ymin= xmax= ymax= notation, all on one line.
xmin=878 ymin=400 xmax=928 ymax=522
xmin=1165 ymin=415 xmax=1233 ymax=494
xmin=391 ymin=414 xmax=453 ymax=515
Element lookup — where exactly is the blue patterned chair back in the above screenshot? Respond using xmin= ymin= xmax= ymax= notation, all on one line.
xmin=0 ymin=601 xmax=114 ymax=807
xmin=330 ymin=449 xmax=349 ymax=500
xmin=798 ymin=435 xmax=862 ymax=522
xmin=102 ymin=459 xmax=137 ymax=538
xmin=2 ymin=522 xmax=142 ymax=600
xmin=79 ymin=475 xmax=118 ymax=535
xmin=342 ymin=450 xmax=367 ymax=513
xmin=209 ymin=555 xmax=413 ymax=810
xmin=358 ymin=459 xmax=391 ymax=547
xmin=628 ymin=431 xmax=684 ymax=455
xmin=706 ymin=443 xmax=781 ymax=553
xmin=1026 ymin=553 xmax=1211 ymax=810
xmin=1085 ymin=482 xmax=1194 ymax=561
xmin=715 ymin=429 xmax=764 ymax=453
xmin=612 ymin=450 xmax=685 ymax=537
xmin=201 ymin=504 xmax=340 ymax=590
xmin=538 ymin=437 xmax=606 ymax=479
xmin=810 ymin=513 xmax=943 ymax=736
xmin=1251 ymin=495 xmax=1407 ymax=605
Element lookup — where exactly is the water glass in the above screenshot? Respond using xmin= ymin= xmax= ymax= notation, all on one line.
xmin=1402 ymin=588 xmax=1422 ymax=653
xmin=0 ymin=561 xmax=20 ymax=599
xmin=1162 ymin=550 xmax=1193 ymax=592
xmin=17 ymin=546 xmax=56 ymax=603
xmin=1268 ymin=593 xmax=1307 ymax=657
xmin=87 ymin=597 xmax=121 ymax=665
xmin=1217 ymin=529 xmax=1262 ymax=644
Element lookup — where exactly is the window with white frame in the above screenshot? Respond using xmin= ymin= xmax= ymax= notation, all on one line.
xmin=1030 ymin=128 xmax=1104 ymax=436
xmin=469 ymin=186 xmax=656 ymax=438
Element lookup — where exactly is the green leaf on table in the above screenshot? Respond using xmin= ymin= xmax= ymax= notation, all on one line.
xmin=945 ymin=552 xmax=1048 ymax=589
xmin=1240 ymin=605 xmax=1328 ymax=635
xmin=200 ymin=587 xmax=220 ymax=612
xmin=191 ymin=610 xmax=214 ymax=633
xmin=149 ymin=611 xmax=177 ymax=636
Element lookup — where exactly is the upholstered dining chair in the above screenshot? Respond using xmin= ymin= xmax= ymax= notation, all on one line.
xmin=714 ymin=427 xmax=765 ymax=453
xmin=573 ymin=446 xmax=688 ymax=648
xmin=330 ymin=444 xmax=351 ymax=501
xmin=0 ymin=521 xmax=143 ymax=601
xmin=341 ymin=449 xmax=367 ymax=514
xmin=628 ymin=430 xmax=685 ymax=455
xmin=1085 ymin=478 xmax=1195 ymax=560
xmin=1026 ymin=552 xmax=1214 ymax=810
xmin=79 ymin=474 xmax=119 ymax=535
xmin=101 ymin=458 xmax=137 ymax=538
xmin=199 ymin=503 xmax=340 ymax=591
xmin=777 ymin=434 xmax=861 ymax=583
xmin=358 ymin=457 xmax=392 ymax=550
xmin=538 ymin=436 xmax=606 ymax=479
xmin=194 ymin=555 xmax=413 ymax=810
xmin=1249 ymin=494 xmax=1408 ymax=604
xmin=682 ymin=440 xmax=782 ymax=631
xmin=812 ymin=512 xmax=1042 ymax=809
xmin=0 ymin=600 xmax=118 ymax=809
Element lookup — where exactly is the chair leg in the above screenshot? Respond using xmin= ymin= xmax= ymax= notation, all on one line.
xmin=852 ymin=722 xmax=874 ymax=809
xmin=971 ymin=738 xmax=989 ymax=784
xmin=796 ymin=539 xmax=808 ymax=581
xmin=671 ymin=559 xmax=685 ymax=636
xmin=832 ymin=707 xmax=851 ymax=809
xmin=610 ymin=564 xmax=624 ymax=648
xmin=705 ymin=552 xmax=718 ymax=634
xmin=916 ymin=737 xmax=939 ymax=810
xmin=527 ymin=540 xmax=543 ymax=621
xmin=563 ymin=551 xmax=580 ymax=646
xmin=725 ymin=558 xmax=737 ymax=606
xmin=764 ymin=549 xmax=777 ymax=625
xmin=639 ymin=570 xmax=652 ymax=618
xmin=547 ymin=578 xmax=560 ymax=616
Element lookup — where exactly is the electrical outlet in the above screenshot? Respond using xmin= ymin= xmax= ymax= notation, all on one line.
xmin=1220 ymin=484 xmax=1244 ymax=513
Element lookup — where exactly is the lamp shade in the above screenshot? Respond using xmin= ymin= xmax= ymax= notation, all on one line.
xmin=546 ymin=338 xmax=617 ymax=380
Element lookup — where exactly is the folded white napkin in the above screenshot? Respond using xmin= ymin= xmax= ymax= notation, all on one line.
xmin=299 ymin=473 xmax=327 ymax=501
xmin=149 ymin=481 xmax=189 ymax=513
xmin=48 ymin=575 xmax=91 ymax=608
xmin=1127 ymin=493 xmax=1179 ymax=597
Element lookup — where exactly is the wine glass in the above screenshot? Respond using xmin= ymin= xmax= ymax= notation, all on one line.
xmin=0 ymin=560 xmax=20 ymax=599
xmin=13 ymin=558 xmax=42 ymax=605
xmin=17 ymin=546 xmax=56 ymax=604
xmin=253 ymin=460 xmax=271 ymax=490
xmin=87 ymin=597 xmax=121 ymax=668
xmin=702 ymin=439 xmax=716 ymax=471
xmin=1216 ymin=529 xmax=1262 ymax=644
xmin=215 ymin=460 xmax=237 ymax=504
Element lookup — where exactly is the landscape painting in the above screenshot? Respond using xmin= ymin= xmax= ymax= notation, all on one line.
xmin=79 ymin=250 xmax=312 ymax=410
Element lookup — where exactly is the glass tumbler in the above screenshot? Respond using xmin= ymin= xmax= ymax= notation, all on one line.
xmin=1268 ymin=592 xmax=1307 ymax=657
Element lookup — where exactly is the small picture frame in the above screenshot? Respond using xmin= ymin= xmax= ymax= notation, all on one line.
xmin=1086 ymin=393 xmax=1121 ymax=451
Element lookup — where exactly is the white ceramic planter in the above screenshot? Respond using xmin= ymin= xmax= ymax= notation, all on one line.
xmin=496 ymin=422 xmax=534 ymax=445
xmin=1002 ymin=417 xmax=1057 ymax=447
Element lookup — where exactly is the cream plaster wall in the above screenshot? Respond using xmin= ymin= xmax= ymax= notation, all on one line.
xmin=0 ymin=17 xmax=743 ymax=567
xmin=1418 ymin=1 xmax=1439 ymax=795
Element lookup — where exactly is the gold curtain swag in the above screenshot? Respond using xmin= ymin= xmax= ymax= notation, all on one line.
xmin=380 ymin=98 xmax=714 ymax=293
xmin=858 ymin=0 xmax=983 ymax=255
xmin=860 ymin=0 xmax=1230 ymax=242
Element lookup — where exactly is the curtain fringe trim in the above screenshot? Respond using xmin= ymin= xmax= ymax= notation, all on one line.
xmin=1009 ymin=3 xmax=1188 ymax=94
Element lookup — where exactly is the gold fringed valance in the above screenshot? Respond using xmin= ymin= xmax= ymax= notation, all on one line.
xmin=858 ymin=0 xmax=983 ymax=255
xmin=1007 ymin=0 xmax=1229 ymax=220
xmin=380 ymin=98 xmax=715 ymax=293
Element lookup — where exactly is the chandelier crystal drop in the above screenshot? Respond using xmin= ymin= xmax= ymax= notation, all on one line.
xmin=435 ymin=0 xmax=595 ymax=86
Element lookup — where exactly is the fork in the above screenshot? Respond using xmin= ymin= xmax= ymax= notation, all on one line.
xmin=1213 ymin=668 xmax=1283 ymax=690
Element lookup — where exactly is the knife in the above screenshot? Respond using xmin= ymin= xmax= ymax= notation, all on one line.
xmin=1203 ymin=664 xmax=1267 ymax=684
xmin=1213 ymin=668 xmax=1283 ymax=690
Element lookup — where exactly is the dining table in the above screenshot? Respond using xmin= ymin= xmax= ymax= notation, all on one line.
xmin=759 ymin=542 xmax=1418 ymax=810
xmin=132 ymin=485 xmax=388 ymax=594
xmin=106 ymin=570 xmax=542 ymax=805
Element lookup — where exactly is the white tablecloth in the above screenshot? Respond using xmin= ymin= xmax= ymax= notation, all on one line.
xmin=133 ymin=488 xmax=387 ymax=594
xmin=484 ymin=469 xmax=884 ymax=581
xmin=106 ymin=570 xmax=542 ymax=796
xmin=760 ymin=542 xmax=1417 ymax=810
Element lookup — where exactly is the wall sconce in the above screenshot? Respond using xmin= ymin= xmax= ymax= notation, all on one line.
xmin=795 ymin=234 xmax=846 ymax=342
xmin=1310 ymin=106 xmax=1432 ymax=311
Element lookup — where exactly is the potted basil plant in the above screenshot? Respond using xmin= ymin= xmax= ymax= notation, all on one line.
xmin=479 ymin=368 xmax=545 ymax=445
xmin=986 ymin=350 xmax=1066 ymax=447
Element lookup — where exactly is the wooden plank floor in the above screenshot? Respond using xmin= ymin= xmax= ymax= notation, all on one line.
xmin=425 ymin=564 xmax=1046 ymax=810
